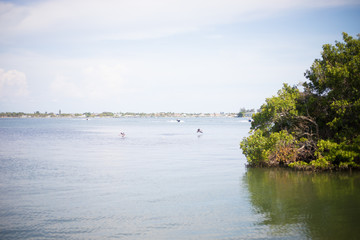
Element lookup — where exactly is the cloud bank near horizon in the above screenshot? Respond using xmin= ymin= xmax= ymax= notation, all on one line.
xmin=0 ymin=0 xmax=359 ymax=113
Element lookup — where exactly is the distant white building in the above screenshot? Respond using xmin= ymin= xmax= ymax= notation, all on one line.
xmin=244 ymin=112 xmax=255 ymax=117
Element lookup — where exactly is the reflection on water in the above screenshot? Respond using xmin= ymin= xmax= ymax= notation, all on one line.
xmin=0 ymin=117 xmax=254 ymax=239
xmin=243 ymin=168 xmax=360 ymax=239
xmin=1 ymin=118 xmax=360 ymax=239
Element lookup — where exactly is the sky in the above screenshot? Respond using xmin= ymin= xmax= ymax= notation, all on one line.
xmin=0 ymin=0 xmax=359 ymax=113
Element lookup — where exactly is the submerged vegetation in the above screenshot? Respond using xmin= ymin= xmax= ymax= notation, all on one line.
xmin=240 ymin=33 xmax=360 ymax=170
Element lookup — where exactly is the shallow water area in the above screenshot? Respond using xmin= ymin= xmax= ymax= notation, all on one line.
xmin=0 ymin=117 xmax=359 ymax=239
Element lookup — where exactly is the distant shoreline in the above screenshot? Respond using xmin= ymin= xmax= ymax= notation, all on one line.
xmin=0 ymin=112 xmax=239 ymax=119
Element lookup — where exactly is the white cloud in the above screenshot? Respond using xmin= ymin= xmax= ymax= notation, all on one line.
xmin=1 ymin=0 xmax=358 ymax=41
xmin=0 ymin=0 xmax=358 ymax=112
xmin=0 ymin=68 xmax=29 ymax=98
xmin=51 ymin=75 xmax=83 ymax=98
xmin=50 ymin=63 xmax=126 ymax=100
xmin=82 ymin=64 xmax=126 ymax=98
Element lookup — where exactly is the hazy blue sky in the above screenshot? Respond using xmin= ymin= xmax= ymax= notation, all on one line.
xmin=0 ymin=0 xmax=359 ymax=113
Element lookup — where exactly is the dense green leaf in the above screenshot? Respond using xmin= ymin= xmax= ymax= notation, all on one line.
xmin=241 ymin=33 xmax=360 ymax=170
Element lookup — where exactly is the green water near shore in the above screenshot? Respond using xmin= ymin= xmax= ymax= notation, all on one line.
xmin=243 ymin=168 xmax=360 ymax=239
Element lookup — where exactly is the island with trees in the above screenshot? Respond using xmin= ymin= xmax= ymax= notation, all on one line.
xmin=240 ymin=33 xmax=360 ymax=170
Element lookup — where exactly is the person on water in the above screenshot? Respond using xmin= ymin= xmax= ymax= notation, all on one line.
xmin=197 ymin=129 xmax=203 ymax=134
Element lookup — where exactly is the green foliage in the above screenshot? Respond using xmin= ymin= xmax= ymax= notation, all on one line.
xmin=0 ymin=112 xmax=26 ymax=117
xmin=241 ymin=33 xmax=360 ymax=170
xmin=309 ymin=158 xmax=330 ymax=169
xmin=240 ymin=129 xmax=269 ymax=165
xmin=99 ymin=112 xmax=114 ymax=117
xmin=315 ymin=136 xmax=360 ymax=168
xmin=304 ymin=32 xmax=360 ymax=140
xmin=268 ymin=133 xmax=298 ymax=165
xmin=251 ymin=84 xmax=300 ymax=133
xmin=84 ymin=112 xmax=92 ymax=118
xmin=240 ymin=129 xmax=297 ymax=167
xmin=288 ymin=161 xmax=310 ymax=170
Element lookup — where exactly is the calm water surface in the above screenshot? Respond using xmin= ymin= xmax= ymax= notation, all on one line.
xmin=0 ymin=118 xmax=359 ymax=239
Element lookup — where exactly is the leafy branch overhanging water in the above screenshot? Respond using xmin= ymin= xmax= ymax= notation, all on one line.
xmin=240 ymin=32 xmax=360 ymax=170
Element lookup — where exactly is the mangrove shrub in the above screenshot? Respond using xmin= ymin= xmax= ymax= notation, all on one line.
xmin=241 ymin=33 xmax=360 ymax=170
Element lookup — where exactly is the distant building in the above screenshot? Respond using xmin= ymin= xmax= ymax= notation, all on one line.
xmin=244 ymin=112 xmax=255 ymax=117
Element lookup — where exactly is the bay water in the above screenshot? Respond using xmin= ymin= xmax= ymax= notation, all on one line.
xmin=0 ymin=118 xmax=359 ymax=239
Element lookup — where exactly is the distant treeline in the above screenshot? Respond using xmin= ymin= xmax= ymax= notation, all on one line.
xmin=0 ymin=112 xmax=237 ymax=118
xmin=0 ymin=112 xmax=82 ymax=118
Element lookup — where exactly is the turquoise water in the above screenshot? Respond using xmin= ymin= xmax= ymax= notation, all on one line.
xmin=0 ymin=118 xmax=359 ymax=239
